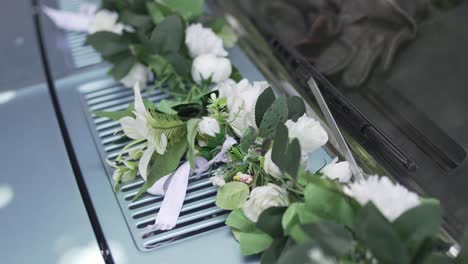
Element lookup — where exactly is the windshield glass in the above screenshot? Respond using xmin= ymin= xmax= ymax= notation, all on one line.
xmin=235 ymin=0 xmax=468 ymax=238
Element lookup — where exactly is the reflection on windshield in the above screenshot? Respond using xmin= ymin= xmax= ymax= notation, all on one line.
xmin=236 ymin=0 xmax=468 ymax=238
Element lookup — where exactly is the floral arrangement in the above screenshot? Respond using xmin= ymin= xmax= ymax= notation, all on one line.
xmin=43 ymin=0 xmax=468 ymax=263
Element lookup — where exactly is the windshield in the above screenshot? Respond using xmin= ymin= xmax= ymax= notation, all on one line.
xmin=235 ymin=0 xmax=468 ymax=238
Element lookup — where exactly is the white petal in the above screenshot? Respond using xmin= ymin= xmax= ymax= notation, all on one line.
xmin=120 ymin=117 xmax=143 ymax=139
xmin=139 ymin=145 xmax=155 ymax=181
xmin=133 ymin=82 xmax=146 ymax=116
xmin=154 ymin=133 xmax=168 ymax=155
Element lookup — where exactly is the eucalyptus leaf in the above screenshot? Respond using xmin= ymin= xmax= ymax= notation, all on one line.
xmin=258 ymin=95 xmax=288 ymax=139
xmin=301 ymin=221 xmax=354 ymax=257
xmin=150 ymin=15 xmax=184 ymax=54
xmin=120 ymin=10 xmax=152 ymax=28
xmin=85 ymin=32 xmax=129 ymax=57
xmin=92 ymin=109 xmax=133 ymax=121
xmin=355 ymin=203 xmax=410 ymax=264
xmin=304 ymin=183 xmax=355 ymax=227
xmin=215 ymin=182 xmax=249 ymax=210
xmin=161 ymin=0 xmax=205 ymax=20
xmin=287 ymin=96 xmax=306 ymax=122
xmin=108 ymin=55 xmax=137 ymax=80
xmin=239 ymin=231 xmax=273 ymax=256
xmin=146 ymin=2 xmax=166 ymax=24
xmin=271 ymin=124 xmax=301 ymax=177
xmin=226 ymin=209 xmax=256 ymax=232
xmin=186 ymin=118 xmax=201 ymax=168
xmin=239 ymin=127 xmax=257 ymax=153
xmin=277 ymin=242 xmax=324 ymax=264
xmin=261 ymin=237 xmax=288 ymax=264
xmin=424 ymin=253 xmax=456 ymax=264
xmin=132 ymin=140 xmax=188 ymax=201
xmin=256 ymin=207 xmax=287 ymax=238
xmin=255 ymin=87 xmax=275 ymax=128
xmin=393 ymin=199 xmax=442 ymax=257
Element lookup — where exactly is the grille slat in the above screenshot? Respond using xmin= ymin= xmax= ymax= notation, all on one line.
xmin=81 ymin=78 xmax=227 ymax=251
xmin=58 ymin=0 xmax=102 ymax=68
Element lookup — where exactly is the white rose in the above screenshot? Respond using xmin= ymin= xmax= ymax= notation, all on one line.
xmin=120 ymin=63 xmax=148 ymax=88
xmin=185 ymin=23 xmax=228 ymax=58
xmin=209 ymin=176 xmax=226 ymax=187
xmin=345 ymin=176 xmax=420 ymax=221
xmin=285 ymin=114 xmax=328 ymax=153
xmin=197 ymin=116 xmax=220 ymax=137
xmin=242 ymin=183 xmax=289 ymax=222
xmin=191 ymin=54 xmax=232 ymax=84
xmin=88 ymin=10 xmax=126 ymax=34
xmin=320 ymin=157 xmax=352 ymax=183
xmin=264 ymin=149 xmax=309 ymax=178
xmin=218 ymin=79 xmax=269 ymax=136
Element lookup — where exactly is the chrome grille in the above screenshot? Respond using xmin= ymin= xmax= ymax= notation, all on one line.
xmin=80 ymin=79 xmax=228 ymax=251
xmin=58 ymin=0 xmax=102 ymax=68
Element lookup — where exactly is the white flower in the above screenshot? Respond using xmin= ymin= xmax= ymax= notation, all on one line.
xmin=88 ymin=10 xmax=126 ymax=34
xmin=119 ymin=83 xmax=167 ymax=180
xmin=345 ymin=176 xmax=420 ymax=221
xmin=308 ymin=248 xmax=335 ymax=264
xmin=209 ymin=176 xmax=226 ymax=187
xmin=191 ymin=54 xmax=232 ymax=84
xmin=197 ymin=116 xmax=220 ymax=137
xmin=320 ymin=157 xmax=352 ymax=183
xmin=242 ymin=183 xmax=289 ymax=222
xmin=218 ymin=79 xmax=269 ymax=136
xmin=120 ymin=63 xmax=148 ymax=88
xmin=285 ymin=114 xmax=328 ymax=153
xmin=185 ymin=23 xmax=228 ymax=58
xmin=264 ymin=149 xmax=309 ymax=178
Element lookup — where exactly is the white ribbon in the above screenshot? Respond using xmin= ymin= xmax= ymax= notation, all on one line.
xmin=41 ymin=4 xmax=97 ymax=32
xmin=142 ymin=137 xmax=236 ymax=235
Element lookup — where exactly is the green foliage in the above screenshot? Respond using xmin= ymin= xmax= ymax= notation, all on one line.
xmin=146 ymin=112 xmax=187 ymax=144
xmin=132 ymin=140 xmax=188 ymax=201
xmin=85 ymin=31 xmax=129 ymax=58
xmin=456 ymin=230 xmax=468 ymax=264
xmin=277 ymin=242 xmax=326 ymax=264
xmin=239 ymin=231 xmax=273 ymax=256
xmin=226 ymin=209 xmax=256 ymax=232
xmin=393 ymin=199 xmax=443 ymax=258
xmin=150 ymin=15 xmax=185 ymax=54
xmin=354 ymin=203 xmax=410 ymax=264
xmin=255 ymin=87 xmax=275 ymax=128
xmin=271 ymin=123 xmax=301 ymax=177
xmin=108 ymin=55 xmax=137 ymax=80
xmin=256 ymin=207 xmax=287 ymax=238
xmin=301 ymin=221 xmax=354 ymax=257
xmin=160 ymin=0 xmax=205 ymax=20
xmin=215 ymin=182 xmax=249 ymax=210
xmin=287 ymin=96 xmax=306 ymax=122
xmin=120 ymin=10 xmax=152 ymax=28
xmin=261 ymin=237 xmax=288 ymax=264
xmin=239 ymin=127 xmax=257 ymax=153
xmin=258 ymin=95 xmax=289 ymax=139
xmin=186 ymin=118 xmax=201 ymax=168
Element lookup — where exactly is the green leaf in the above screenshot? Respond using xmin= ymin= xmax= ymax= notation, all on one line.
xmin=217 ymin=23 xmax=238 ymax=48
xmin=239 ymin=127 xmax=257 ymax=153
xmin=301 ymin=221 xmax=354 ymax=257
xmin=271 ymin=123 xmax=301 ymax=177
xmin=132 ymin=140 xmax=188 ymax=201
xmin=108 ymin=55 xmax=137 ymax=80
xmin=393 ymin=199 xmax=443 ymax=257
xmin=156 ymin=99 xmax=179 ymax=114
xmin=304 ymin=183 xmax=355 ymax=227
xmin=120 ymin=10 xmax=152 ymax=28
xmin=230 ymin=65 xmax=243 ymax=82
xmin=258 ymin=95 xmax=289 ymax=139
xmin=85 ymin=32 xmax=129 ymax=57
xmin=277 ymin=242 xmax=326 ymax=264
xmin=355 ymin=203 xmax=410 ymax=264
xmin=161 ymin=0 xmax=205 ymax=20
xmin=146 ymin=2 xmax=167 ymax=24
xmin=255 ymin=87 xmax=275 ymax=128
xmin=186 ymin=118 xmax=201 ymax=168
xmin=261 ymin=237 xmax=288 ymax=264
xmin=173 ymin=103 xmax=205 ymax=119
xmin=239 ymin=231 xmax=273 ymax=256
xmin=256 ymin=207 xmax=287 ymax=238
xmin=287 ymin=96 xmax=306 ymax=122
xmin=150 ymin=15 xmax=184 ymax=54
xmin=226 ymin=209 xmax=256 ymax=232
xmin=164 ymin=52 xmax=192 ymax=78
xmin=215 ymin=182 xmax=249 ymax=210
xmin=282 ymin=203 xmax=319 ymax=243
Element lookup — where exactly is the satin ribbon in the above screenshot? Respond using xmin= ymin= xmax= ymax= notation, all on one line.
xmin=41 ymin=4 xmax=97 ymax=32
xmin=142 ymin=137 xmax=237 ymax=236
